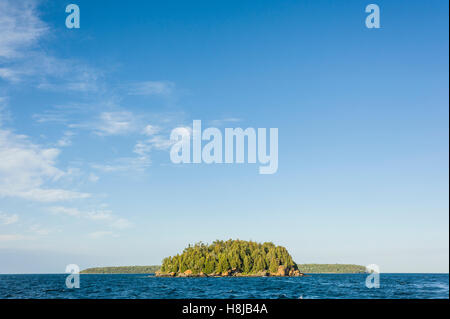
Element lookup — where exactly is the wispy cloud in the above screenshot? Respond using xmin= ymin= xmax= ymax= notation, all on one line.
xmin=145 ymin=136 xmax=175 ymax=151
xmin=109 ymin=218 xmax=132 ymax=230
xmin=0 ymin=219 xmax=57 ymax=241
xmin=91 ymin=156 xmax=151 ymax=173
xmin=0 ymin=128 xmax=90 ymax=202
xmin=0 ymin=212 xmax=19 ymax=225
xmin=94 ymin=111 xmax=137 ymax=136
xmin=132 ymin=135 xmax=175 ymax=159
xmin=0 ymin=0 xmax=102 ymax=91
xmin=1 ymin=0 xmax=185 ymax=178
xmin=29 ymin=224 xmax=50 ymax=236
xmin=0 ymin=0 xmax=47 ymax=60
xmin=91 ymin=132 xmax=177 ymax=173
xmin=56 ymin=131 xmax=75 ymax=147
xmin=32 ymin=55 xmax=103 ymax=92
xmin=0 ymin=68 xmax=23 ymax=82
xmin=48 ymin=206 xmax=81 ymax=217
xmin=88 ymin=173 xmax=99 ymax=183
xmin=0 ymin=234 xmax=29 ymax=241
xmin=33 ymin=100 xmax=117 ymax=124
xmin=49 ymin=206 xmax=132 ymax=229
xmin=128 ymin=81 xmax=174 ymax=96
xmin=142 ymin=124 xmax=160 ymax=136
xmin=34 ymin=104 xmax=190 ymax=175
xmin=0 ymin=97 xmax=11 ymax=126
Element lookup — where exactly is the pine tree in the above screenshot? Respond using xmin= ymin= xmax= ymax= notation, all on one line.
xmin=203 ymin=255 xmax=216 ymax=274
xmin=216 ymin=254 xmax=230 ymax=273
xmin=269 ymin=257 xmax=279 ymax=273
xmin=243 ymin=255 xmax=252 ymax=273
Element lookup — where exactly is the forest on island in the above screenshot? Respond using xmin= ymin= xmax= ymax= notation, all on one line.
xmin=80 ymin=241 xmax=367 ymax=274
xmin=160 ymin=239 xmax=297 ymax=274
xmin=297 ymin=264 xmax=366 ymax=273
xmin=80 ymin=265 xmax=160 ymax=274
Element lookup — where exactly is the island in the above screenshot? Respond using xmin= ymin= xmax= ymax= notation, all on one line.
xmin=80 ymin=239 xmax=367 ymax=276
xmin=157 ymin=239 xmax=304 ymax=277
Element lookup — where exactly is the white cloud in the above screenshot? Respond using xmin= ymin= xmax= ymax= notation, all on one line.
xmin=95 ymin=111 xmax=136 ymax=136
xmin=133 ymin=141 xmax=153 ymax=157
xmin=143 ymin=124 xmax=159 ymax=136
xmin=0 ymin=97 xmax=11 ymax=126
xmin=91 ymin=132 xmax=175 ymax=173
xmin=33 ymin=101 xmax=114 ymax=125
xmin=147 ymin=135 xmax=176 ymax=150
xmin=0 ymin=0 xmax=47 ymax=59
xmin=32 ymin=109 xmax=72 ymax=124
xmin=128 ymin=81 xmax=174 ymax=96
xmin=91 ymin=156 xmax=151 ymax=172
xmin=0 ymin=220 xmax=54 ymax=240
xmin=0 ymin=1 xmax=101 ymax=90
xmin=11 ymin=189 xmax=90 ymax=202
xmin=0 ymin=128 xmax=90 ymax=202
xmin=56 ymin=131 xmax=75 ymax=147
xmin=131 ymin=135 xmax=175 ymax=162
xmin=0 ymin=67 xmax=22 ymax=82
xmin=49 ymin=206 xmax=82 ymax=217
xmin=86 ymin=210 xmax=113 ymax=221
xmin=33 ymin=56 xmax=102 ymax=92
xmin=0 ymin=212 xmax=19 ymax=225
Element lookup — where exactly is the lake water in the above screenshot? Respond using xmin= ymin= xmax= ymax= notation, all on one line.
xmin=0 ymin=273 xmax=448 ymax=299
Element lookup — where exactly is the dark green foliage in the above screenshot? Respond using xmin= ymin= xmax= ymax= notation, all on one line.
xmin=243 ymin=255 xmax=252 ymax=273
xmin=160 ymin=239 xmax=297 ymax=275
xmin=203 ymin=255 xmax=216 ymax=274
xmin=216 ymin=253 xmax=230 ymax=273
xmin=269 ymin=257 xmax=279 ymax=273
xmin=297 ymin=264 xmax=366 ymax=273
xmin=80 ymin=265 xmax=160 ymax=274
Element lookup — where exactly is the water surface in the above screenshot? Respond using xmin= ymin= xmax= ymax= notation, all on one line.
xmin=0 ymin=273 xmax=448 ymax=299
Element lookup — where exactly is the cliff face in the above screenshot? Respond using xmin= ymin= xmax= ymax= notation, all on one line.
xmin=157 ymin=239 xmax=305 ymax=277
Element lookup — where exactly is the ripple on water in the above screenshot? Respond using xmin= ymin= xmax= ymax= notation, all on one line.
xmin=0 ymin=274 xmax=448 ymax=299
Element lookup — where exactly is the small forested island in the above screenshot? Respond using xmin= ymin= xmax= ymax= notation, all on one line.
xmin=156 ymin=239 xmax=303 ymax=277
xmin=80 ymin=240 xmax=366 ymax=276
xmin=80 ymin=265 xmax=160 ymax=274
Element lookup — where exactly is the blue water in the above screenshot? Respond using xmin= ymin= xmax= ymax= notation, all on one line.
xmin=0 ymin=274 xmax=448 ymax=299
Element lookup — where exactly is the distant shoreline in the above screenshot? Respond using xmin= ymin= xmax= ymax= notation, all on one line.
xmin=80 ymin=265 xmax=160 ymax=274
xmin=1 ymin=272 xmax=448 ymax=275
xmin=80 ymin=264 xmax=367 ymax=275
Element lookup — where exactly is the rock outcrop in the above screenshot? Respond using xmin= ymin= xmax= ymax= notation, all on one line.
xmin=156 ymin=266 xmax=305 ymax=278
xmin=291 ymin=269 xmax=304 ymax=277
xmin=275 ymin=265 xmax=287 ymax=276
xmin=155 ymin=271 xmax=176 ymax=277
xmin=177 ymin=269 xmax=194 ymax=277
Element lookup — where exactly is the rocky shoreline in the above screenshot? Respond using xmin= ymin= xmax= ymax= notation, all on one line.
xmin=155 ymin=265 xmax=305 ymax=278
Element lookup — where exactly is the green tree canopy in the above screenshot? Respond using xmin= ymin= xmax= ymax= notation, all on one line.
xmin=160 ymin=239 xmax=298 ymax=275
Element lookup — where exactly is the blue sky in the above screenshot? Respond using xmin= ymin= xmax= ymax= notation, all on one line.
xmin=0 ymin=0 xmax=448 ymax=273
